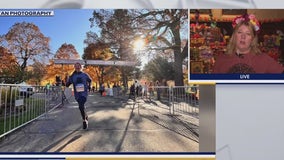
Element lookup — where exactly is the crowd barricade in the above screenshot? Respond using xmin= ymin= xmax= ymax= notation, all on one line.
xmin=63 ymin=87 xmax=73 ymax=100
xmin=142 ymin=85 xmax=199 ymax=116
xmin=0 ymin=84 xmax=63 ymax=138
xmin=170 ymin=86 xmax=199 ymax=116
xmin=102 ymin=87 xmax=123 ymax=98
xmin=112 ymin=87 xmax=118 ymax=98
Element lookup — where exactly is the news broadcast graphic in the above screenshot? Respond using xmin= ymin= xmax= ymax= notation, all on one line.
xmin=3 ymin=0 xmax=274 ymax=160
xmin=0 ymin=10 xmax=54 ymax=16
xmin=189 ymin=9 xmax=284 ymax=83
xmin=0 ymin=8 xmax=215 ymax=160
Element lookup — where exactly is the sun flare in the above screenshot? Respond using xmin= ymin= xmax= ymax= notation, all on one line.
xmin=133 ymin=39 xmax=145 ymax=51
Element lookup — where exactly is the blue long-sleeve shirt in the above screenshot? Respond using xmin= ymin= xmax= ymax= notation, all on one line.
xmin=66 ymin=71 xmax=91 ymax=100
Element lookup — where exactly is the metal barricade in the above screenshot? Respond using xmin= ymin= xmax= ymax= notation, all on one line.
xmin=45 ymin=85 xmax=63 ymax=111
xmin=0 ymin=84 xmax=63 ymax=138
xmin=147 ymin=85 xmax=199 ymax=116
xmin=171 ymin=86 xmax=199 ymax=116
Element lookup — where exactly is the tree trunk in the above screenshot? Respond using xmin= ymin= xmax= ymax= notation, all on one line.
xmin=171 ymin=24 xmax=184 ymax=87
xmin=121 ymin=68 xmax=128 ymax=89
xmin=174 ymin=50 xmax=184 ymax=86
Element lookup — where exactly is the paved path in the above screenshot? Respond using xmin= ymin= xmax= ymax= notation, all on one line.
xmin=0 ymin=92 xmax=199 ymax=152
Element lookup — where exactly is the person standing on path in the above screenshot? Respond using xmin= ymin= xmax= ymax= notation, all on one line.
xmin=66 ymin=62 xmax=92 ymax=129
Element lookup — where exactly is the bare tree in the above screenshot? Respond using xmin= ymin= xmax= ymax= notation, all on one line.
xmin=84 ymin=31 xmax=99 ymax=46
xmin=90 ymin=9 xmax=188 ymax=86
xmin=132 ymin=9 xmax=188 ymax=86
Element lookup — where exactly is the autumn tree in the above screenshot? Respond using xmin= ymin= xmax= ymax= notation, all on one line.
xmin=44 ymin=43 xmax=80 ymax=84
xmin=27 ymin=61 xmax=46 ymax=85
xmin=89 ymin=9 xmax=141 ymax=88
xmin=55 ymin=43 xmax=80 ymax=78
xmin=54 ymin=43 xmax=80 ymax=60
xmin=0 ymin=46 xmax=21 ymax=83
xmin=43 ymin=60 xmax=60 ymax=85
xmin=2 ymin=22 xmax=51 ymax=74
xmin=82 ymin=42 xmax=114 ymax=86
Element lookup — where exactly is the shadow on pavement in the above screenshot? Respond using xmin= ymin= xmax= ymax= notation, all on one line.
xmin=114 ymin=102 xmax=135 ymax=152
xmin=139 ymin=113 xmax=199 ymax=143
xmin=42 ymin=126 xmax=83 ymax=152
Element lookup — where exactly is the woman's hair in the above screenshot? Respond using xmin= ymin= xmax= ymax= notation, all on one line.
xmin=226 ymin=19 xmax=262 ymax=55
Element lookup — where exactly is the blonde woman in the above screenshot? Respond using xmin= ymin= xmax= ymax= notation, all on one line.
xmin=213 ymin=14 xmax=284 ymax=73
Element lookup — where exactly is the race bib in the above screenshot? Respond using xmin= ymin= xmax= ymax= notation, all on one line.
xmin=75 ymin=83 xmax=85 ymax=92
